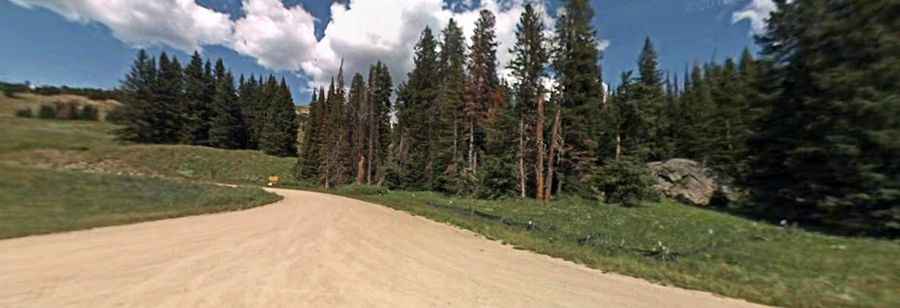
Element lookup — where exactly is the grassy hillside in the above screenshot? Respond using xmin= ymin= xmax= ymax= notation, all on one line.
xmin=334 ymin=186 xmax=900 ymax=308
xmin=0 ymin=103 xmax=286 ymax=239
xmin=0 ymin=164 xmax=279 ymax=239
xmin=0 ymin=91 xmax=120 ymax=120
xmin=0 ymin=116 xmax=298 ymax=186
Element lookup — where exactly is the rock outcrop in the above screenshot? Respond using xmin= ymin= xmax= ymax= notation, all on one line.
xmin=647 ymin=159 xmax=723 ymax=206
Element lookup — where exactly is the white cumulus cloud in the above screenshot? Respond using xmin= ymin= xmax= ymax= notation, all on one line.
xmin=231 ymin=0 xmax=319 ymax=71
xmin=11 ymin=0 xmax=613 ymax=94
xmin=732 ymin=0 xmax=778 ymax=35
xmin=302 ymin=0 xmax=559 ymax=91
xmin=10 ymin=0 xmax=233 ymax=52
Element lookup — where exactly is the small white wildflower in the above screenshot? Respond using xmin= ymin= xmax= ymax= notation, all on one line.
xmin=708 ymin=229 xmax=714 ymax=235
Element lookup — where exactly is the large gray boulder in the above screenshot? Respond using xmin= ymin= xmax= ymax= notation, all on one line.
xmin=647 ymin=159 xmax=722 ymax=206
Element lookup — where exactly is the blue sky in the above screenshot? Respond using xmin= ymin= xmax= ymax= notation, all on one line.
xmin=0 ymin=0 xmax=772 ymax=104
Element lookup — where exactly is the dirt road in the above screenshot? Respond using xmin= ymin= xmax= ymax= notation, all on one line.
xmin=1 ymin=188 xmax=765 ymax=307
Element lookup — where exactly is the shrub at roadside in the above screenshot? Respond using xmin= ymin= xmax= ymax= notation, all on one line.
xmin=79 ymin=105 xmax=99 ymax=121
xmin=37 ymin=104 xmax=56 ymax=119
xmin=590 ymin=157 xmax=659 ymax=206
xmin=14 ymin=108 xmax=32 ymax=118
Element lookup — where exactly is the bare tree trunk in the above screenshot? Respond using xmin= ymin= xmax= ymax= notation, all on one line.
xmin=367 ymin=130 xmax=374 ymax=185
xmin=518 ymin=118 xmax=526 ymax=198
xmin=615 ymin=131 xmax=622 ymax=161
xmin=535 ymin=95 xmax=546 ymax=201
xmin=453 ymin=120 xmax=459 ymax=164
xmin=544 ymin=107 xmax=561 ymax=202
xmin=469 ymin=119 xmax=478 ymax=173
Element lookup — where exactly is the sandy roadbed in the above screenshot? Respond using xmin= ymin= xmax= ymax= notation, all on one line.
xmin=1 ymin=188 xmax=766 ymax=307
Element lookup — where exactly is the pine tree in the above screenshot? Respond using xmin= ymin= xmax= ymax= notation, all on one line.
xmin=635 ymin=37 xmax=669 ymax=161
xmin=465 ymin=10 xmax=500 ymax=175
xmin=508 ymin=3 xmax=549 ymax=199
xmin=368 ymin=62 xmax=393 ymax=185
xmin=297 ymin=87 xmax=326 ymax=181
xmin=259 ymin=78 xmax=298 ymax=157
xmin=348 ymin=72 xmax=368 ymax=184
xmin=152 ymin=52 xmax=185 ymax=144
xmin=115 ymin=50 xmax=157 ymax=143
xmin=552 ymin=0 xmax=605 ymax=196
xmin=677 ymin=64 xmax=715 ymax=161
xmin=435 ymin=18 xmax=468 ymax=192
xmin=181 ymin=51 xmax=212 ymax=145
xmin=746 ymin=0 xmax=900 ymax=233
xmin=238 ymin=74 xmax=260 ymax=149
xmin=208 ymin=60 xmax=246 ymax=149
xmin=394 ymin=27 xmax=440 ymax=190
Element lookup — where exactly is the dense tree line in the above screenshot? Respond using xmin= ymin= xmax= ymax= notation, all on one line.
xmin=0 ymin=81 xmax=118 ymax=101
xmin=295 ymin=0 xmax=897 ymax=234
xmin=115 ymin=50 xmax=298 ymax=157
xmin=295 ymin=62 xmax=393 ymax=188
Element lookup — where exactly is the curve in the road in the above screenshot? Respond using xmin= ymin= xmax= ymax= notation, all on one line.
xmin=1 ymin=188 xmax=766 ymax=307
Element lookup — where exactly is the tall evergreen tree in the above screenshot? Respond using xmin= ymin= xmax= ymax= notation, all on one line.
xmin=208 ymin=60 xmax=246 ymax=149
xmin=153 ymin=52 xmax=185 ymax=144
xmin=260 ymin=78 xmax=298 ymax=157
xmin=368 ymin=62 xmax=393 ymax=185
xmin=297 ymin=87 xmax=326 ymax=181
xmin=635 ymin=37 xmax=669 ymax=161
xmin=394 ymin=27 xmax=440 ymax=189
xmin=181 ymin=51 xmax=212 ymax=145
xmin=115 ymin=50 xmax=158 ymax=143
xmin=435 ymin=18 xmax=468 ymax=192
xmin=552 ymin=0 xmax=605 ymax=196
xmin=348 ymin=72 xmax=368 ymax=183
xmin=508 ymin=3 xmax=549 ymax=199
xmin=746 ymin=0 xmax=900 ymax=233
xmin=465 ymin=10 xmax=500 ymax=175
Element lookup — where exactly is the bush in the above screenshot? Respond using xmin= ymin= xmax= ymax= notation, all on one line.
xmin=336 ymin=184 xmax=389 ymax=195
xmin=14 ymin=108 xmax=33 ymax=118
xmin=79 ymin=105 xmax=99 ymax=121
xmin=54 ymin=101 xmax=78 ymax=120
xmin=37 ymin=105 xmax=56 ymax=119
xmin=474 ymin=157 xmax=518 ymax=199
xmin=590 ymin=157 xmax=659 ymax=206
xmin=105 ymin=106 xmax=126 ymax=124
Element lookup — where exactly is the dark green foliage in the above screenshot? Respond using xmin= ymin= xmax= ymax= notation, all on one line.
xmin=635 ymin=37 xmax=670 ymax=161
xmin=0 ymin=81 xmax=31 ymax=97
xmin=465 ymin=10 xmax=500 ymax=178
xmin=208 ymin=60 xmax=247 ymax=149
xmin=590 ymin=157 xmax=659 ymax=206
xmin=508 ymin=3 xmax=550 ymax=198
xmin=181 ymin=51 xmax=213 ymax=146
xmin=368 ymin=63 xmax=393 ymax=184
xmin=745 ymin=0 xmax=900 ymax=235
xmin=296 ymin=88 xmax=325 ymax=181
xmin=552 ymin=0 xmax=604 ymax=196
xmin=478 ymin=84 xmax=518 ymax=199
xmin=38 ymin=104 xmax=56 ymax=119
xmin=395 ymin=27 xmax=441 ymax=190
xmin=79 ymin=105 xmax=99 ymax=121
xmin=153 ymin=52 xmax=185 ymax=143
xmin=114 ymin=50 xmax=158 ymax=142
xmin=15 ymin=108 xmax=32 ymax=118
xmin=434 ymin=19 xmax=468 ymax=192
xmin=259 ymin=78 xmax=298 ymax=157
xmin=104 ymin=106 xmax=126 ymax=124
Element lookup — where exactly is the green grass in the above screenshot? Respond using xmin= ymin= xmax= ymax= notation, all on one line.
xmin=331 ymin=185 xmax=900 ymax=308
xmin=3 ymin=102 xmax=898 ymax=307
xmin=0 ymin=109 xmax=286 ymax=239
xmin=0 ymin=116 xmax=298 ymax=186
xmin=0 ymin=163 xmax=281 ymax=239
